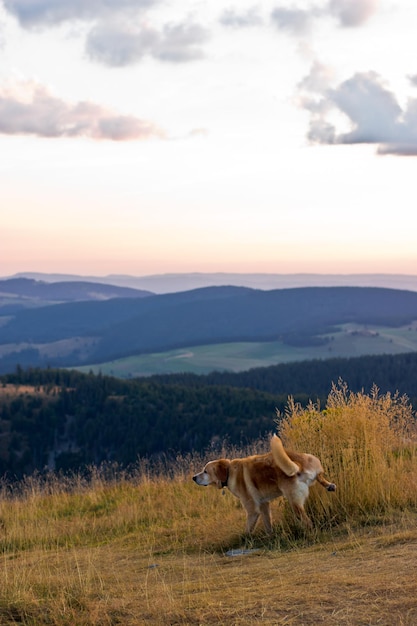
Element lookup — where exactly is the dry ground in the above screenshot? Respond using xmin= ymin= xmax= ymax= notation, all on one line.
xmin=2 ymin=507 xmax=417 ymax=625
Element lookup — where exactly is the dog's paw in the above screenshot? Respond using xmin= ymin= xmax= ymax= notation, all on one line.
xmin=327 ymin=483 xmax=336 ymax=491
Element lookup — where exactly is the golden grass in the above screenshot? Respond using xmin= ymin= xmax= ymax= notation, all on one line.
xmin=279 ymin=381 xmax=417 ymax=524
xmin=1 ymin=383 xmax=417 ymax=624
xmin=0 ymin=384 xmax=47 ymax=397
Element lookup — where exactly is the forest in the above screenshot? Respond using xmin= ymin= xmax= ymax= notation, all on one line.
xmin=1 ymin=350 xmax=417 ymax=477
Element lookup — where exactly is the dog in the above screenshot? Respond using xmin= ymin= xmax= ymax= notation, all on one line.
xmin=193 ymin=434 xmax=336 ymax=534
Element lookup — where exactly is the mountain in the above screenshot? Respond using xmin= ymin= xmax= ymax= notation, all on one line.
xmin=5 ymin=271 xmax=417 ymax=294
xmin=1 ymin=285 xmax=417 ymax=374
xmin=0 ymin=277 xmax=152 ymax=313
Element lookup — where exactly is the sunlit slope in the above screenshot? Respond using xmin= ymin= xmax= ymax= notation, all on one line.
xmin=77 ymin=322 xmax=417 ymax=377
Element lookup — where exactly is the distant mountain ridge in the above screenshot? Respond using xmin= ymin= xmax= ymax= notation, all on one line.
xmin=5 ymin=271 xmax=417 ymax=294
xmin=0 ymin=277 xmax=152 ymax=313
xmin=1 ymin=285 xmax=417 ymax=374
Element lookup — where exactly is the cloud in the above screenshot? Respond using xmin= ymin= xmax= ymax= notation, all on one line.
xmin=328 ymin=0 xmax=379 ymax=28
xmin=219 ymin=7 xmax=263 ymax=28
xmin=4 ymin=1 xmax=210 ymax=66
xmin=299 ymin=66 xmax=417 ymax=156
xmin=270 ymin=7 xmax=314 ymax=36
xmin=270 ymin=0 xmax=379 ymax=36
xmin=3 ymin=0 xmax=154 ymax=28
xmin=86 ymin=22 xmax=157 ymax=67
xmin=0 ymin=82 xmax=165 ymax=140
xmin=298 ymin=60 xmax=335 ymax=93
xmin=154 ymin=22 xmax=210 ymax=63
xmin=86 ymin=19 xmax=209 ymax=66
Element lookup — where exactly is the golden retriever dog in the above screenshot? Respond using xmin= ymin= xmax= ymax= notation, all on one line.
xmin=193 ymin=434 xmax=336 ymax=534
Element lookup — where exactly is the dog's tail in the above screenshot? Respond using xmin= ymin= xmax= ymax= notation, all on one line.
xmin=270 ymin=434 xmax=300 ymax=476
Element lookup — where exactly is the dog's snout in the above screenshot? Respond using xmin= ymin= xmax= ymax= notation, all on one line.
xmin=192 ymin=475 xmax=198 ymax=483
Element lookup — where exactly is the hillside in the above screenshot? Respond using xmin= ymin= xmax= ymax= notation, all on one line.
xmin=0 ymin=277 xmax=152 ymax=313
xmin=2 ymin=352 xmax=417 ymax=476
xmin=78 ymin=322 xmax=417 ymax=378
xmin=1 ymin=285 xmax=417 ymax=374
xmin=2 ymin=473 xmax=417 ymax=625
xmin=1 ymin=384 xmax=417 ymax=624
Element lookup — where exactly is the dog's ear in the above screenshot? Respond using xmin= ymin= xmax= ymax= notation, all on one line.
xmin=213 ymin=459 xmax=230 ymax=489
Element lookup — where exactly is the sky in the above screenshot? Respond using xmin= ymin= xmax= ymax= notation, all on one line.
xmin=1 ymin=0 xmax=417 ymax=278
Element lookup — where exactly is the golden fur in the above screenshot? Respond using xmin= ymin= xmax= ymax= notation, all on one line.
xmin=193 ymin=434 xmax=336 ymax=534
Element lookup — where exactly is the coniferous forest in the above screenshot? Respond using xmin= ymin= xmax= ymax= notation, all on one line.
xmin=1 ymin=350 xmax=417 ymax=477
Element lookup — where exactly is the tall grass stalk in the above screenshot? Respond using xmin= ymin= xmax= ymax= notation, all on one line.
xmin=278 ymin=380 xmax=417 ymax=525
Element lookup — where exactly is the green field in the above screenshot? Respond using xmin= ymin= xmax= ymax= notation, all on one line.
xmin=76 ymin=321 xmax=417 ymax=378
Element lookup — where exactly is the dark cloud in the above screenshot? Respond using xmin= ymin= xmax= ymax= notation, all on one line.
xmin=299 ymin=67 xmax=417 ymax=156
xmin=219 ymin=7 xmax=263 ymax=28
xmin=0 ymin=82 xmax=165 ymax=140
xmin=3 ymin=0 xmax=154 ymax=28
xmin=86 ymin=20 xmax=209 ymax=66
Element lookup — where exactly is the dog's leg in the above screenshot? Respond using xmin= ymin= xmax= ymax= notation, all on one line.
xmin=287 ymin=483 xmax=313 ymax=528
xmin=316 ymin=473 xmax=336 ymax=491
xmin=259 ymin=502 xmax=273 ymax=534
xmin=243 ymin=501 xmax=260 ymax=534
xmin=291 ymin=502 xmax=313 ymax=528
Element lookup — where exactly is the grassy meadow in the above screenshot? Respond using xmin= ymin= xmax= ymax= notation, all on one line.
xmin=1 ymin=383 xmax=417 ymax=625
xmin=75 ymin=322 xmax=417 ymax=378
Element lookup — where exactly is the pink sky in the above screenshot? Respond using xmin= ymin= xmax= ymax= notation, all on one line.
xmin=1 ymin=0 xmax=417 ymax=278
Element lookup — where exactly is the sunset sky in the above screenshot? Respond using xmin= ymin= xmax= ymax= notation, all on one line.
xmin=1 ymin=0 xmax=417 ymax=278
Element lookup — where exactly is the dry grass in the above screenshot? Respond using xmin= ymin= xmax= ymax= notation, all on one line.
xmin=1 ymin=383 xmax=417 ymax=625
xmin=278 ymin=382 xmax=417 ymax=525
xmin=0 ymin=384 xmax=61 ymax=398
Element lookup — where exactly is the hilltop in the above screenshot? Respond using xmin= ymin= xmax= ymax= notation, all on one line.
xmin=0 ymin=277 xmax=152 ymax=313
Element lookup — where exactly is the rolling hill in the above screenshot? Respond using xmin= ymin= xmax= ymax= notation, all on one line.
xmin=1 ymin=285 xmax=417 ymax=374
xmin=6 ymin=271 xmax=417 ymax=293
xmin=0 ymin=277 xmax=152 ymax=314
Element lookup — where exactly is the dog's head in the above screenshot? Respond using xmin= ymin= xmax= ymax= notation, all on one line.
xmin=193 ymin=459 xmax=230 ymax=489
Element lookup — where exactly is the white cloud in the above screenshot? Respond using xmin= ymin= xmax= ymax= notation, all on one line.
xmin=328 ymin=0 xmax=379 ymax=28
xmin=299 ymin=66 xmax=417 ymax=156
xmin=4 ymin=0 xmax=212 ymax=68
xmin=409 ymin=74 xmax=417 ymax=88
xmin=85 ymin=19 xmax=209 ymax=66
xmin=0 ymin=81 xmax=165 ymax=140
xmin=153 ymin=22 xmax=210 ymax=63
xmin=219 ymin=7 xmax=263 ymax=28
xmin=270 ymin=0 xmax=379 ymax=36
xmin=85 ymin=21 xmax=158 ymax=67
xmin=270 ymin=7 xmax=314 ymax=36
xmin=3 ymin=0 xmax=155 ymax=28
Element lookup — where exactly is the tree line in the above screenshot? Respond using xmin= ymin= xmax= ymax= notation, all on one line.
xmin=0 ymin=368 xmax=283 ymax=476
xmin=1 ymin=350 xmax=417 ymax=477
